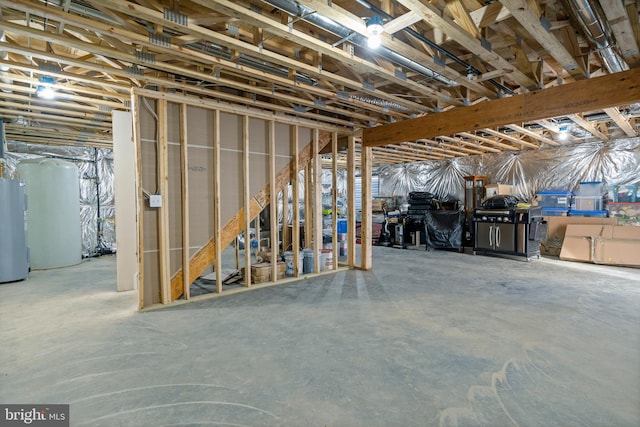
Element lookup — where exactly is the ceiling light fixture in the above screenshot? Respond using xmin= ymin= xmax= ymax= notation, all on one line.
xmin=558 ymin=125 xmax=569 ymax=141
xmin=366 ymin=16 xmax=384 ymax=49
xmin=36 ymin=76 xmax=56 ymax=100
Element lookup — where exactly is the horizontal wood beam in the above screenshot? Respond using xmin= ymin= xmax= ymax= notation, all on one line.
xmin=363 ymin=67 xmax=640 ymax=147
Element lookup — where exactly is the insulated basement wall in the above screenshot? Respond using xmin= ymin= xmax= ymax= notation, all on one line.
xmin=378 ymin=138 xmax=640 ymax=201
xmin=133 ymin=90 xmax=340 ymax=309
xmin=4 ymin=142 xmax=115 ymax=257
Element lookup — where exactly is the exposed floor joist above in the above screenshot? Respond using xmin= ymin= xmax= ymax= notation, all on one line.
xmin=1 ymin=0 xmax=639 ymax=165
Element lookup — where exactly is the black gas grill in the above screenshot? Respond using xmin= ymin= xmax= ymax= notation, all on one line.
xmin=473 ymin=206 xmax=546 ymax=260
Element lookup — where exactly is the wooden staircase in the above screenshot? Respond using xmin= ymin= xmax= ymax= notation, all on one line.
xmin=169 ymin=131 xmax=332 ymax=301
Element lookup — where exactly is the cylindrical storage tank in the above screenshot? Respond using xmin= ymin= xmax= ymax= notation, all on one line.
xmin=17 ymin=158 xmax=82 ymax=269
xmin=0 ymin=179 xmax=29 ymax=282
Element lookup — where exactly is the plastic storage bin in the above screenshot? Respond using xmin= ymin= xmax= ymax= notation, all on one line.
xmin=569 ymin=210 xmax=608 ymax=218
xmin=541 ymin=208 xmax=569 ymax=217
xmin=578 ymin=181 xmax=603 ymax=197
xmin=536 ymin=191 xmax=573 ymax=208
xmin=613 ymin=184 xmax=638 ymax=202
xmin=573 ymin=196 xmax=603 ymax=211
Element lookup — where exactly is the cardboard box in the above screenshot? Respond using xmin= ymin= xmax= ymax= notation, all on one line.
xmin=243 ymin=262 xmax=286 ymax=284
xmin=565 ymin=224 xmax=614 ymax=239
xmin=559 ymin=236 xmax=593 ymax=262
xmin=486 ymin=184 xmax=513 ymax=198
xmin=593 ymin=238 xmax=640 ymax=267
xmin=540 ymin=216 xmax=617 ymax=255
xmin=612 ymin=224 xmax=640 ymax=240
xmin=559 ymin=224 xmax=640 ymax=267
xmin=559 ymin=224 xmax=613 ymax=262
xmin=371 ymin=200 xmax=387 ymax=212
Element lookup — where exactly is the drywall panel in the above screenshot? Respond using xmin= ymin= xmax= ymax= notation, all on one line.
xmin=221 ymin=112 xmax=241 ymax=150
xmin=298 ymin=127 xmax=312 ymax=149
xmin=139 ymin=98 xmax=158 ymax=141
xmin=143 ymin=252 xmax=160 ymax=306
xmin=168 ymin=141 xmax=182 ymax=274
xmin=187 ymin=145 xmax=215 ymax=250
xmin=186 ymin=106 xmax=215 ymax=148
xmin=275 ymin=122 xmax=292 ymax=172
xmin=141 ymin=136 xmax=161 ymax=306
xmin=220 ymin=150 xmax=243 ymax=226
xmin=113 ymin=111 xmax=137 ymax=292
xmin=249 ymin=118 xmax=269 ymax=198
xmin=167 ymin=103 xmax=180 ymax=144
xmin=220 ymin=112 xmax=243 ymax=226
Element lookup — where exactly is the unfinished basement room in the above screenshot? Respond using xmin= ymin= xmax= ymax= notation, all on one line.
xmin=1 ymin=0 xmax=639 ymax=426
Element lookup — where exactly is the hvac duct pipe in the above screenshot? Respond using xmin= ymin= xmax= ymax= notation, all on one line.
xmin=352 ymin=0 xmax=515 ymax=95
xmin=262 ymin=0 xmax=458 ymax=87
xmin=566 ymin=0 xmax=628 ymax=73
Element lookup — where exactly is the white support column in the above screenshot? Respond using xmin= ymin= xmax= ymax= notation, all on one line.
xmin=113 ymin=110 xmax=138 ymax=292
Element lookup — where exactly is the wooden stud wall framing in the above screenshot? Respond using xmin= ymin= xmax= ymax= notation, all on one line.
xmin=179 ymin=104 xmax=190 ymax=300
xmin=157 ymin=98 xmax=171 ymax=304
xmin=331 ymin=133 xmax=338 ymax=270
xmin=347 ymin=136 xmax=356 ymax=268
xmin=313 ymin=129 xmax=322 ymax=273
xmin=132 ymin=89 xmax=351 ymax=309
xmin=243 ymin=115 xmax=252 ymax=287
xmin=292 ymin=126 xmax=300 ymax=277
xmin=282 ymin=185 xmax=290 ymax=252
xmin=305 ymin=164 xmax=313 ymax=250
xmin=269 ymin=121 xmax=278 ymax=284
xmin=214 ymin=110 xmax=222 ymax=294
xmin=361 ymin=145 xmax=372 ymax=270
xmin=132 ymin=91 xmax=145 ymax=310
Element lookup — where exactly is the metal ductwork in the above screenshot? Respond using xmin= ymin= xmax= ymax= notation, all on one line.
xmin=261 ymin=0 xmax=458 ymax=88
xmin=37 ymin=0 xmax=122 ymax=26
xmin=566 ymin=0 xmax=628 ymax=73
xmin=565 ymin=0 xmax=640 ymax=121
xmin=351 ymin=95 xmax=413 ymax=113
xmin=187 ymin=41 xmax=319 ymax=87
xmin=353 ymin=0 xmax=515 ymax=95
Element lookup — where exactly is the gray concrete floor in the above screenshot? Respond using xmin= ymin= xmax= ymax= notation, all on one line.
xmin=1 ymin=247 xmax=639 ymax=427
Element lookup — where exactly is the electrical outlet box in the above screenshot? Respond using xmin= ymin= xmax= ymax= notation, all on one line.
xmin=149 ymin=194 xmax=162 ymax=208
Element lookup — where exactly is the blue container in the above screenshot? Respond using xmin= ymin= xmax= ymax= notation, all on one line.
xmin=569 ymin=210 xmax=608 ymax=218
xmin=541 ymin=208 xmax=569 ymax=217
xmin=337 ymin=219 xmax=347 ymax=233
xmin=536 ymin=191 xmax=573 ymax=208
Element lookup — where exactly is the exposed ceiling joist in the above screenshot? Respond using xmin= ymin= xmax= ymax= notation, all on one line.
xmin=499 ymin=0 xmax=586 ymax=79
xmin=0 ymin=0 xmax=637 ymax=161
xmin=396 ymin=0 xmax=538 ymax=89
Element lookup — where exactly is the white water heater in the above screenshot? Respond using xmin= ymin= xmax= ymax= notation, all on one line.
xmin=0 ymin=179 xmax=29 ymax=282
xmin=17 ymin=158 xmax=82 ymax=269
